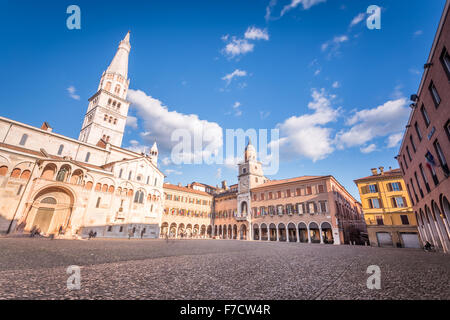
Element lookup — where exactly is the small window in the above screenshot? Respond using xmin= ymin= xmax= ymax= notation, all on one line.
xmin=429 ymin=81 xmax=441 ymax=108
xmin=433 ymin=140 xmax=449 ymax=176
xmin=368 ymin=184 xmax=378 ymax=193
xmin=85 ymin=152 xmax=91 ymax=162
xmin=421 ymin=105 xmax=430 ymax=127
xmin=400 ymin=215 xmax=409 ymax=225
xmin=414 ymin=122 xmax=422 ymax=141
xmin=96 ymin=197 xmax=101 ymax=208
xmin=57 ymin=144 xmax=64 ymax=156
xmin=128 ymin=171 xmax=132 ymax=180
xmin=119 ymin=169 xmax=123 ymax=178
xmin=410 ymin=136 xmax=416 ymax=153
xmin=19 ymin=134 xmax=28 ymax=146
xmin=440 ymin=47 xmax=450 ymax=80
xmin=445 ymin=119 xmax=450 ymax=141
xmin=107 ymin=226 xmax=112 ymax=232
xmin=406 ymin=146 xmax=412 ymax=161
xmin=376 ymin=216 xmax=384 ymax=225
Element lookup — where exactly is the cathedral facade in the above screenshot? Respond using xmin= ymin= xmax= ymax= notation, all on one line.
xmin=0 ymin=32 xmax=366 ymax=244
xmin=0 ymin=32 xmax=164 ymax=239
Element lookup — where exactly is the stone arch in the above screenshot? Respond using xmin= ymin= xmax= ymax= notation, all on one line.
xmin=269 ymin=223 xmax=277 ymax=241
xmin=253 ymin=223 xmax=260 ymax=240
xmin=56 ymin=164 xmax=72 ymax=182
xmin=233 ymin=224 xmax=238 ymax=239
xmin=0 ymin=165 xmax=8 ymax=176
xmin=298 ymin=222 xmax=308 ymax=243
xmin=425 ymin=205 xmax=443 ymax=250
xmin=288 ymin=222 xmax=297 ymax=242
xmin=239 ymin=224 xmax=247 ymax=240
xmin=169 ymin=223 xmax=177 ymax=237
xmin=278 ymin=223 xmax=287 ymax=242
xmin=177 ymin=223 xmax=185 ymax=238
xmin=10 ymin=168 xmax=21 ymax=178
xmin=70 ymin=169 xmax=84 ymax=185
xmin=309 ymin=222 xmax=320 ymax=243
xmin=20 ymin=170 xmax=31 ymax=180
xmin=207 ymin=225 xmax=212 ymax=238
xmin=432 ymin=200 xmax=450 ymax=251
xmin=160 ymin=222 xmax=169 ymax=237
xmin=321 ymin=221 xmax=334 ymax=244
xmin=260 ymin=223 xmax=268 ymax=241
xmin=241 ymin=201 xmax=248 ymax=215
xmin=23 ymin=185 xmax=75 ymax=236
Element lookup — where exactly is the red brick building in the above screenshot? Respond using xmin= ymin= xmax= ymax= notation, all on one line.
xmin=397 ymin=0 xmax=450 ymax=252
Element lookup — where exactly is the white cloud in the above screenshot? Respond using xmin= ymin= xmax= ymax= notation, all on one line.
xmin=360 ymin=143 xmax=377 ymax=154
xmin=222 ymin=69 xmax=247 ymax=85
xmin=165 ymin=169 xmax=182 ymax=175
xmin=414 ymin=30 xmax=423 ymax=37
xmin=233 ymin=102 xmax=241 ymax=109
xmin=126 ymin=115 xmax=138 ymax=129
xmin=350 ymin=13 xmax=365 ymax=27
xmin=265 ymin=0 xmax=277 ymax=21
xmin=314 ymin=69 xmax=321 ymax=76
xmin=332 ymin=81 xmax=340 ymax=88
xmin=336 ymin=98 xmax=409 ymax=149
xmin=223 ymin=37 xmax=254 ymax=58
xmin=321 ymin=35 xmax=349 ymax=53
xmin=67 ymin=86 xmax=80 ymax=100
xmin=281 ymin=0 xmax=326 ymax=16
xmin=244 ymin=26 xmax=269 ymax=41
xmin=274 ymin=89 xmax=339 ymax=162
xmin=127 ymin=89 xmax=223 ymax=162
xmin=386 ymin=132 xmax=404 ymax=148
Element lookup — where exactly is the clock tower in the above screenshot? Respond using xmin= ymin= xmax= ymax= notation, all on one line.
xmin=237 ymin=139 xmax=266 ymax=223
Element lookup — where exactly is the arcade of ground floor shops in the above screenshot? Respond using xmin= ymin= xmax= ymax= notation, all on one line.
xmin=160 ymin=221 xmax=338 ymax=244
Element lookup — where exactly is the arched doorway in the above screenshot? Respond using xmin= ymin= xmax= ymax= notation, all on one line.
xmin=278 ymin=223 xmax=286 ymax=242
xmin=425 ymin=205 xmax=443 ymax=250
xmin=193 ymin=224 xmax=199 ymax=238
xmin=298 ymin=222 xmax=308 ymax=243
xmin=160 ymin=222 xmax=169 ymax=237
xmin=288 ymin=223 xmax=297 ymax=242
xmin=233 ymin=224 xmax=238 ymax=239
xmin=223 ymin=225 xmax=227 ymax=239
xmin=321 ymin=222 xmax=334 ymax=244
xmin=178 ymin=223 xmax=185 ymax=238
xmin=240 ymin=224 xmax=247 ymax=240
xmin=269 ymin=223 xmax=277 ymax=241
xmin=219 ymin=225 xmax=223 ymax=239
xmin=432 ymin=201 xmax=450 ymax=251
xmin=228 ymin=224 xmax=232 ymax=239
xmin=170 ymin=223 xmax=177 ymax=238
xmin=25 ymin=186 xmax=75 ymax=236
xmin=260 ymin=223 xmax=268 ymax=241
xmin=253 ymin=224 xmax=260 ymax=240
xmin=186 ymin=224 xmax=193 ymax=238
xmin=200 ymin=225 xmax=206 ymax=238
xmin=207 ymin=225 xmax=212 ymax=238
xmin=309 ymin=222 xmax=320 ymax=243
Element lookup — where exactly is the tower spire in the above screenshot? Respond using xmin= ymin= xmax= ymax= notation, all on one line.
xmin=107 ymin=31 xmax=131 ymax=78
xmin=78 ymin=32 xmax=132 ymax=148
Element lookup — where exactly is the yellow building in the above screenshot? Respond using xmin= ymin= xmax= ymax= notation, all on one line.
xmin=354 ymin=167 xmax=421 ymax=248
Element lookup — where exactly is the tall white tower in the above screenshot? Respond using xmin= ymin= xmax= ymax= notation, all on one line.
xmin=79 ymin=31 xmax=131 ymax=147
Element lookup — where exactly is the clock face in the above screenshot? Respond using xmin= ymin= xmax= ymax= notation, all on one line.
xmin=241 ymin=178 xmax=249 ymax=189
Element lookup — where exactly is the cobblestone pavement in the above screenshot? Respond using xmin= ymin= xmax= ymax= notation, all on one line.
xmin=0 ymin=238 xmax=448 ymax=300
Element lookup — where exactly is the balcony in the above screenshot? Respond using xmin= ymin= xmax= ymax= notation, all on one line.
xmin=235 ymin=214 xmax=248 ymax=221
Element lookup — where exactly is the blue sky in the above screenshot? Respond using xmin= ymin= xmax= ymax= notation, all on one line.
xmin=0 ymin=0 xmax=446 ymax=200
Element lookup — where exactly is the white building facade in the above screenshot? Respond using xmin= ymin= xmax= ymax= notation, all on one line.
xmin=0 ymin=32 xmax=164 ymax=239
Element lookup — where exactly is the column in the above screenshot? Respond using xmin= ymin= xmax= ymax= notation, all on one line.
xmin=307 ymin=226 xmax=311 ymax=243
xmin=319 ymin=227 xmax=324 ymax=244
xmin=276 ymin=227 xmax=279 ymax=241
xmin=286 ymin=226 xmax=289 ymax=242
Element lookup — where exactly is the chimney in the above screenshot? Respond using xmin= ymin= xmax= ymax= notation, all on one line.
xmin=222 ymin=180 xmax=228 ymax=190
xmin=371 ymin=168 xmax=378 ymax=176
xmin=41 ymin=122 xmax=52 ymax=132
xmin=379 ymin=166 xmax=384 ymax=175
xmin=177 ymin=182 xmax=182 ymax=187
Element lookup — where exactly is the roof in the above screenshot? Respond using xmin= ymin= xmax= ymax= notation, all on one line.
xmin=354 ymin=168 xmax=402 ymax=183
xmin=252 ymin=175 xmax=326 ymax=190
xmin=163 ymin=183 xmax=212 ymax=197
xmin=0 ymin=142 xmax=107 ymax=171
